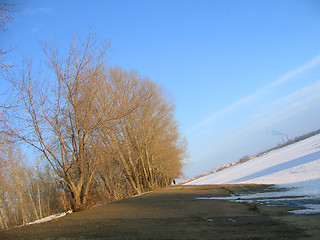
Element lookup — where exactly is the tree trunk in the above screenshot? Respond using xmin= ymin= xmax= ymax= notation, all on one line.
xmin=0 ymin=197 xmax=8 ymax=229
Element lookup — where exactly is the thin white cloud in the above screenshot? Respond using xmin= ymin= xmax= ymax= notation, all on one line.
xmin=199 ymin=91 xmax=320 ymax=161
xmin=31 ymin=24 xmax=44 ymax=34
xmin=22 ymin=7 xmax=55 ymax=17
xmin=37 ymin=8 xmax=55 ymax=15
xmin=267 ymin=55 xmax=320 ymax=89
xmin=271 ymin=80 xmax=320 ymax=107
xmin=190 ymin=55 xmax=320 ymax=132
xmin=190 ymin=90 xmax=260 ymax=131
xmin=21 ymin=7 xmax=55 ymax=35
xmin=230 ymin=88 xmax=320 ymax=141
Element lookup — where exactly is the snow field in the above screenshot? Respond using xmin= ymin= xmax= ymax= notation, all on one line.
xmin=187 ymin=134 xmax=320 ymax=214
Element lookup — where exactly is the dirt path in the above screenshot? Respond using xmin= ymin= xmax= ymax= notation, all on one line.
xmin=1 ymin=185 xmax=318 ymax=239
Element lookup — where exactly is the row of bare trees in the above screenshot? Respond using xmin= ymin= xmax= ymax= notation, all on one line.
xmin=0 ymin=32 xmax=186 ymax=228
xmin=0 ymin=2 xmax=65 ymax=229
xmin=0 ymin=140 xmax=64 ymax=229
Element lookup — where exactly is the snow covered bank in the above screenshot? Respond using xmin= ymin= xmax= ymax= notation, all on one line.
xmin=187 ymin=134 xmax=320 ymax=214
xmin=187 ymin=134 xmax=320 ymax=185
xmin=26 ymin=210 xmax=72 ymax=226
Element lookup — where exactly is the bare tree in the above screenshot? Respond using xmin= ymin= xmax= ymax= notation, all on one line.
xmin=0 ymin=1 xmax=17 ymax=131
xmin=0 ymin=139 xmax=64 ymax=229
xmin=4 ymin=33 xmax=114 ymax=211
xmin=95 ymin=67 xmax=186 ymax=195
xmin=0 ymin=141 xmax=31 ymax=227
xmin=0 ymin=1 xmax=14 ymax=31
xmin=0 ymin=1 xmax=16 ymax=70
xmin=3 ymin=32 xmax=187 ymax=212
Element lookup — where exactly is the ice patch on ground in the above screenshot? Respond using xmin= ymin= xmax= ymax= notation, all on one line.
xmin=289 ymin=204 xmax=320 ymax=214
xmin=197 ymin=179 xmax=320 ymax=214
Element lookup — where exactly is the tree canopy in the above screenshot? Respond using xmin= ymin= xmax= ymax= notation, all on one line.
xmin=2 ymin=33 xmax=187 ymax=213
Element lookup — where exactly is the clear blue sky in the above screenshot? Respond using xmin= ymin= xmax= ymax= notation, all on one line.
xmin=2 ymin=0 xmax=320 ymax=179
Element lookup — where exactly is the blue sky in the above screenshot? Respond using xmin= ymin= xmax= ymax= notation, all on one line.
xmin=2 ymin=0 xmax=320 ymax=179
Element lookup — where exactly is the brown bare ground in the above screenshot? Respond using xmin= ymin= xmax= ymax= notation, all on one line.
xmin=1 ymin=185 xmax=319 ymax=239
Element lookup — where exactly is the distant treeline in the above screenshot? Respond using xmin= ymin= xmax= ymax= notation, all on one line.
xmin=181 ymin=129 xmax=320 ymax=185
xmin=274 ymin=128 xmax=320 ymax=149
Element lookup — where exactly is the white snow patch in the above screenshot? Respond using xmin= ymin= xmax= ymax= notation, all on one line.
xmin=27 ymin=210 xmax=72 ymax=225
xmin=130 ymin=191 xmax=151 ymax=198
